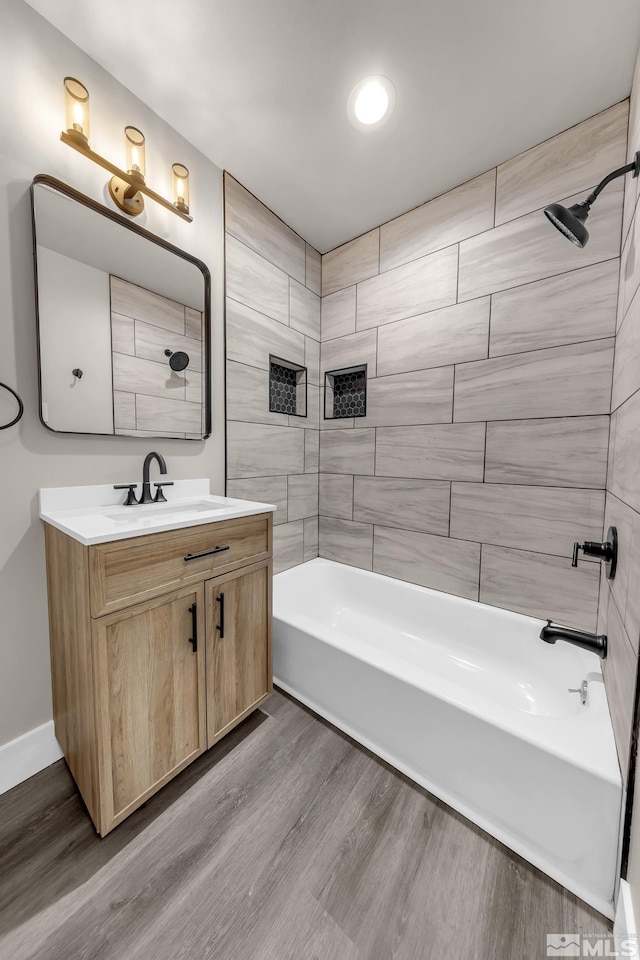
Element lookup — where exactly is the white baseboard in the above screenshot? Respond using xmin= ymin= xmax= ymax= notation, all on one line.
xmin=0 ymin=721 xmax=63 ymax=795
xmin=615 ymin=879 xmax=638 ymax=942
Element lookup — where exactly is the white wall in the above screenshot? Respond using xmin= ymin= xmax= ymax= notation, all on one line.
xmin=0 ymin=0 xmax=225 ymax=748
xmin=37 ymin=247 xmax=113 ymax=433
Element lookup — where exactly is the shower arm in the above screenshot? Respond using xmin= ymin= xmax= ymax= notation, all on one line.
xmin=581 ymin=151 xmax=640 ymax=209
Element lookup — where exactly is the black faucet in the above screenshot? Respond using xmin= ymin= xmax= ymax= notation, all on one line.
xmin=113 ymin=451 xmax=173 ymax=505
xmin=140 ymin=451 xmax=169 ymax=504
xmin=540 ymin=620 xmax=607 ymax=659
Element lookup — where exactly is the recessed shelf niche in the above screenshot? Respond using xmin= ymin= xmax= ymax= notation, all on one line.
xmin=269 ymin=356 xmax=307 ymax=417
xmin=324 ymin=364 xmax=367 ymax=419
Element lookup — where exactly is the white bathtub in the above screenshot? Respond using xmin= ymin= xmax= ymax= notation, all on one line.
xmin=272 ymin=558 xmax=622 ymax=918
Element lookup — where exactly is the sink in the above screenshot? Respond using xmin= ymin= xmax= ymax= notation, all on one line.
xmin=39 ymin=482 xmax=277 ymax=545
xmin=103 ymin=500 xmax=223 ymax=522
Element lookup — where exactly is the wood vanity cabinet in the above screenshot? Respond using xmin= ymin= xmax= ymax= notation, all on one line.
xmin=44 ymin=512 xmax=273 ymax=836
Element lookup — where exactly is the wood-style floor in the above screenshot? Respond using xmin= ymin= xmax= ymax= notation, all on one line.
xmin=0 ymin=690 xmax=611 ymax=960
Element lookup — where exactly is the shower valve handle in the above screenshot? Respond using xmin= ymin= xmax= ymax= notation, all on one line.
xmin=572 ymin=527 xmax=618 ymax=580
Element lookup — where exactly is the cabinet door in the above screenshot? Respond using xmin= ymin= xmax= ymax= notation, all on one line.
xmin=205 ymin=559 xmax=272 ymax=747
xmin=93 ymin=584 xmax=206 ymax=834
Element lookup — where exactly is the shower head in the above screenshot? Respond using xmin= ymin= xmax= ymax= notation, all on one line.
xmin=543 ymin=201 xmax=590 ymax=248
xmin=164 ymin=348 xmax=190 ymax=372
xmin=543 ymin=150 xmax=640 ymax=247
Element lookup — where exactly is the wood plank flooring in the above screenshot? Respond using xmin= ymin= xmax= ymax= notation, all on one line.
xmin=0 ymin=690 xmax=611 ymax=960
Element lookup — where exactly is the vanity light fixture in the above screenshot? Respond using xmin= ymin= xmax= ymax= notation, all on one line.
xmin=60 ymin=77 xmax=193 ymax=223
xmin=544 ymin=150 xmax=640 ymax=247
xmin=172 ymin=163 xmax=190 ymax=216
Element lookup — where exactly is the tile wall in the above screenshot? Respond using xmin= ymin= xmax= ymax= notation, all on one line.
xmin=318 ymin=101 xmax=628 ymax=633
xmin=601 ymin=48 xmax=640 ymax=785
xmin=224 ymin=174 xmax=321 ymax=571
xmin=111 ymin=277 xmax=205 ymax=438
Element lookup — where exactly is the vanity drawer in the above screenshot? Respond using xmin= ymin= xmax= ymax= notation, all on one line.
xmin=89 ymin=513 xmax=272 ymax=616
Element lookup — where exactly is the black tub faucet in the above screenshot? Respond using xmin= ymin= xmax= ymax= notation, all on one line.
xmin=540 ymin=620 xmax=607 ymax=659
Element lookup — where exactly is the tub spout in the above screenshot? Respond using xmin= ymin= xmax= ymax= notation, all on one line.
xmin=540 ymin=620 xmax=607 ymax=659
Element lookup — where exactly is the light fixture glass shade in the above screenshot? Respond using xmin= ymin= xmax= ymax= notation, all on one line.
xmin=172 ymin=163 xmax=190 ymax=214
xmin=64 ymin=77 xmax=90 ymax=143
xmin=124 ymin=126 xmax=146 ymax=179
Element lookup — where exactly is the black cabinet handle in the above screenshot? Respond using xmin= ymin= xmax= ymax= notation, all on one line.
xmin=188 ymin=603 xmax=197 ymax=652
xmin=184 ymin=545 xmax=230 ymax=562
xmin=216 ymin=593 xmax=225 ymax=638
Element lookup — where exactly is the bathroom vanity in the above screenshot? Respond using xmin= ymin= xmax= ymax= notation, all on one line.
xmin=40 ymin=481 xmax=275 ymax=836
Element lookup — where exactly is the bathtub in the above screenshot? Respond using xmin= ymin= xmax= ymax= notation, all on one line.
xmin=272 ymin=558 xmax=622 ymax=918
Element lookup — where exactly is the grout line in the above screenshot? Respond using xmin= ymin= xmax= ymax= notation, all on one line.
xmin=477 ymin=542 xmax=483 ymax=603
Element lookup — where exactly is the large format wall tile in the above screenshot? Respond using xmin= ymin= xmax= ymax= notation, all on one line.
xmin=110 ymin=276 xmax=185 ymax=333
xmin=484 ymin=416 xmax=609 ymax=488
xmin=224 ymin=174 xmax=306 ymax=283
xmin=227 ymin=421 xmax=305 ymax=478
xmin=135 ymin=395 xmax=201 ymax=433
xmin=479 ymin=544 xmax=600 ymax=632
xmin=489 ymin=260 xmax=619 ymax=357
xmin=458 ymin=181 xmax=623 ymax=301
xmin=610 ymin=388 xmax=640 ymax=514
xmin=321 ymin=329 xmax=377 ymax=378
xmin=226 ymin=298 xmax=305 ymax=371
xmin=305 ymin=431 xmax=320 ymax=473
xmin=353 ymin=477 xmax=450 ymax=536
xmin=612 ymin=288 xmax=640 ymax=411
xmin=450 ymin=483 xmax=605 ymax=557
xmin=305 ymin=244 xmax=321 ymax=296
xmin=320 ymin=429 xmax=375 ymax=475
xmin=226 ymin=234 xmax=289 ymax=325
xmin=604 ymin=493 xmax=636 ymax=636
xmin=319 ymin=517 xmax=373 ymax=569
xmin=288 ymin=474 xmax=319 ymax=521
xmin=454 ymin=339 xmax=614 ymax=422
xmin=600 ymin=586 xmax=637 ymax=784
xmin=379 ymin=171 xmax=496 ymax=271
xmin=134 ymin=319 xmax=203 ymax=371
xmin=356 ymin=245 xmax=458 ymax=330
xmin=363 ymin=368 xmax=453 ymax=427
xmin=373 ymin=527 xmax=480 ymax=600
xmin=273 ymin=520 xmax=305 ymax=574
xmin=375 ymin=423 xmax=485 ymax=481
xmin=113 ymin=353 xmax=185 ymax=401
xmin=290 ymin=279 xmax=321 ymax=340
xmin=319 ymin=474 xmax=354 ymax=519
xmin=226 ymin=476 xmax=288 ymax=525
xmin=620 ymin=208 xmax=640 ymax=319
xmin=495 ymin=102 xmax=628 ymax=225
xmin=226 ymin=361 xmax=283 ymax=426
xmin=305 ymin=337 xmax=320 ymax=386
xmin=322 ymin=229 xmax=379 ymax=297
xmin=303 ymin=515 xmax=319 ymax=561
xmin=321 ymin=287 xmax=357 ymax=341
xmin=376 ymin=298 xmax=490 ymax=377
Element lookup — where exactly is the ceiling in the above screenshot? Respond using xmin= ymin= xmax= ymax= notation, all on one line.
xmin=25 ymin=0 xmax=640 ymax=252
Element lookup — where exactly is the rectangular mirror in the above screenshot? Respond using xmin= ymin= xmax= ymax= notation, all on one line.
xmin=31 ymin=175 xmax=211 ymax=439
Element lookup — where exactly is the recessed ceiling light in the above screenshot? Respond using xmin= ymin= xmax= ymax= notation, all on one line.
xmin=347 ymin=76 xmax=396 ymax=131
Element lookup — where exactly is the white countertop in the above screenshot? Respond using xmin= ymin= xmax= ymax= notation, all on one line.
xmin=39 ymin=479 xmax=276 ymax=545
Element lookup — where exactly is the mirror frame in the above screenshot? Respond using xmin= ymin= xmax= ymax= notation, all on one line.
xmin=31 ymin=174 xmax=212 ymax=440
